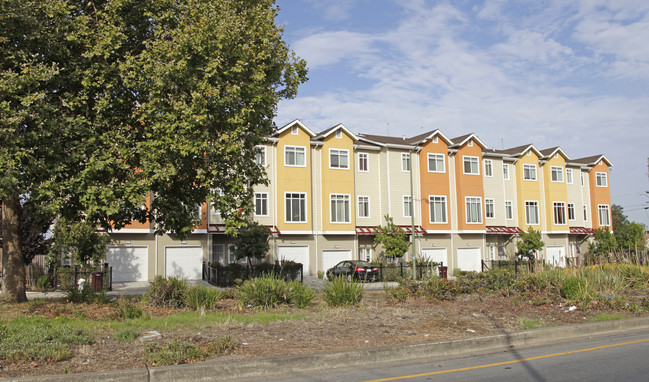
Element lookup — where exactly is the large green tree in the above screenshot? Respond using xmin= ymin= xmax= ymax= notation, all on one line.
xmin=374 ymin=215 xmax=410 ymax=261
xmin=0 ymin=0 xmax=307 ymax=302
xmin=611 ymin=204 xmax=646 ymax=252
xmin=516 ymin=227 xmax=545 ymax=261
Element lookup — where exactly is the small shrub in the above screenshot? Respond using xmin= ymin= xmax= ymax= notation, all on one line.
xmin=206 ymin=336 xmax=237 ymax=356
xmin=423 ymin=277 xmax=461 ymax=301
xmin=144 ymin=340 xmax=205 ymax=366
xmin=561 ymin=277 xmax=586 ymax=300
xmin=286 ymin=280 xmax=316 ymax=308
xmin=116 ymin=298 xmax=144 ymax=319
xmin=144 ymin=276 xmax=187 ymax=308
xmin=37 ymin=275 xmax=51 ymax=290
xmin=183 ymin=285 xmax=224 ymax=311
xmin=323 ymin=277 xmax=364 ymax=307
xmin=237 ymin=274 xmax=315 ymax=308
xmin=115 ymin=326 xmax=139 ymax=343
xmin=65 ymin=285 xmax=109 ymax=304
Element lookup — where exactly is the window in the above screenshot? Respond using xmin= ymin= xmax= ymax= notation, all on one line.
xmin=285 ymin=193 xmax=306 ymax=223
xmin=335 ymin=130 xmax=342 ymax=138
xmin=429 ymin=195 xmax=447 ymax=224
xmin=465 ymin=197 xmax=482 ymax=224
xmin=525 ymin=201 xmax=539 ymax=225
xmin=254 ymin=193 xmax=268 ymax=216
xmin=358 ymin=153 xmax=369 ymax=172
xmin=485 ymin=199 xmax=495 ymax=219
xmin=285 ymin=146 xmax=306 ymax=167
xmin=212 ymin=244 xmax=224 ymax=264
xmin=329 ymin=149 xmax=349 ymax=169
xmin=568 ymin=203 xmax=575 ymax=221
xmin=403 ymin=196 xmax=412 ymax=217
xmin=357 ymin=196 xmax=369 ymax=218
xmin=432 ymin=136 xmax=438 ymax=144
xmin=467 ymin=140 xmax=473 ymax=147
xmin=463 ymin=156 xmax=479 ymax=175
xmin=291 ymin=125 xmax=298 ymax=135
xmin=566 ymin=168 xmax=573 ymax=184
xmin=598 ymin=204 xmax=610 ymax=226
xmin=551 ymin=166 xmax=564 ymax=182
xmin=523 ymin=164 xmax=537 ymax=181
xmin=401 ymin=153 xmax=410 ymax=172
xmin=427 ymin=153 xmax=445 ymax=173
xmin=484 ymin=160 xmax=493 ymax=177
xmin=228 ymin=244 xmax=236 ymax=263
xmin=331 ymin=194 xmax=350 ymax=223
xmin=503 ymin=164 xmax=510 ymax=180
xmin=553 ymin=202 xmax=566 ymax=225
xmin=581 ymin=173 xmax=584 ymax=186
xmin=212 ymin=189 xmax=225 ymax=214
xmin=255 ymin=146 xmax=266 ymax=166
xmin=596 ymin=172 xmax=608 ymax=187
xmin=505 ymin=201 xmax=513 ymax=220
xmin=360 ymin=247 xmax=372 ymax=262
xmin=583 ymin=205 xmax=588 ymax=221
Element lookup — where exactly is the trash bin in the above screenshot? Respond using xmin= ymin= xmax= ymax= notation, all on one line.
xmin=90 ymin=271 xmax=104 ymax=292
xmin=439 ymin=266 xmax=448 ymax=279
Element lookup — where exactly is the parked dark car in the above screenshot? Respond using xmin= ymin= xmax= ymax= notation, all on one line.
xmin=326 ymin=260 xmax=379 ymax=282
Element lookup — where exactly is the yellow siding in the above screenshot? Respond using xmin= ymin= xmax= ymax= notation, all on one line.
xmin=321 ymin=131 xmax=355 ymax=231
xmin=276 ymin=127 xmax=312 ymax=232
xmin=543 ymin=155 xmax=568 ymax=232
xmin=515 ymin=151 xmax=542 ymax=231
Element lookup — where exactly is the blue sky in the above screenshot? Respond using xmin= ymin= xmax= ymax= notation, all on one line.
xmin=274 ymin=0 xmax=649 ymax=227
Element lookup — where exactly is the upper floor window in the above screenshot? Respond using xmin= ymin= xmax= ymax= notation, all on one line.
xmin=463 ymin=156 xmax=479 ymax=175
xmin=402 ymin=153 xmax=410 ymax=172
xmin=525 ymin=201 xmax=539 ymax=225
xmin=465 ymin=196 xmax=482 ymax=224
xmin=291 ymin=125 xmax=298 ymax=135
xmin=255 ymin=146 xmax=266 ymax=166
xmin=523 ymin=164 xmax=537 ymax=181
xmin=467 ymin=140 xmax=473 ymax=147
xmin=505 ymin=201 xmax=513 ymax=220
xmin=485 ymin=198 xmax=495 ymax=219
xmin=551 ymin=166 xmax=564 ymax=182
xmin=329 ymin=149 xmax=349 ymax=169
xmin=357 ymin=196 xmax=370 ymax=218
xmin=427 ymin=153 xmax=445 ymax=173
xmin=598 ymin=204 xmax=610 ymax=226
xmin=358 ymin=153 xmax=369 ymax=172
xmin=254 ymin=193 xmax=268 ymax=216
xmin=581 ymin=173 xmax=584 ymax=186
xmin=403 ymin=196 xmax=412 ymax=218
xmin=566 ymin=168 xmax=573 ymax=184
xmin=429 ymin=195 xmax=447 ymax=224
xmin=596 ymin=172 xmax=608 ymax=187
xmin=331 ymin=194 xmax=350 ymax=223
xmin=484 ymin=160 xmax=493 ymax=177
xmin=285 ymin=146 xmax=306 ymax=167
xmin=503 ymin=164 xmax=510 ymax=180
xmin=553 ymin=202 xmax=566 ymax=225
xmin=432 ymin=136 xmax=438 ymax=144
xmin=285 ymin=193 xmax=306 ymax=223
xmin=567 ymin=203 xmax=575 ymax=221
xmin=335 ymin=130 xmax=342 ymax=138
xmin=583 ymin=205 xmax=588 ymax=221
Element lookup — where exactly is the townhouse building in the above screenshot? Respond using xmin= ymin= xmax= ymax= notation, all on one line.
xmin=106 ymin=120 xmax=613 ymax=281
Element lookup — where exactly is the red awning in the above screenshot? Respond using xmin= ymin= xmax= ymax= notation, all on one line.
xmin=570 ymin=227 xmax=595 ymax=234
xmin=208 ymin=224 xmax=280 ymax=234
xmin=486 ymin=226 xmax=523 ymax=234
xmin=355 ymin=225 xmax=426 ymax=235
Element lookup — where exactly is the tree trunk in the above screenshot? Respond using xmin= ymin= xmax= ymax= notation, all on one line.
xmin=1 ymin=194 xmax=27 ymax=302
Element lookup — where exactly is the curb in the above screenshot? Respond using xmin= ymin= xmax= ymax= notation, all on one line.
xmin=9 ymin=316 xmax=649 ymax=382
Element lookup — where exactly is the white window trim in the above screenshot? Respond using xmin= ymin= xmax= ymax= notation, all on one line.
xmin=598 ymin=204 xmax=611 ymax=226
xmin=401 ymin=153 xmax=410 ymax=172
xmin=403 ymin=195 xmax=412 ymax=218
xmin=357 ymin=195 xmax=370 ymax=219
xmin=429 ymin=195 xmax=448 ymax=224
xmin=284 ymin=145 xmax=307 ymax=167
xmin=465 ymin=196 xmax=483 ymax=224
xmin=427 ymin=153 xmax=445 ymax=173
xmin=484 ymin=160 xmax=493 ymax=177
xmin=583 ymin=205 xmax=588 ymax=221
xmin=525 ymin=200 xmax=540 ymax=225
xmin=566 ymin=168 xmax=573 ymax=184
xmin=567 ymin=203 xmax=576 ymax=221
xmin=463 ymin=156 xmax=480 ymax=175
xmin=291 ymin=125 xmax=298 ymax=135
xmin=551 ymin=166 xmax=564 ymax=183
xmin=596 ymin=172 xmax=608 ymax=187
xmin=254 ymin=192 xmax=269 ymax=217
xmin=255 ymin=146 xmax=267 ymax=166
xmin=505 ymin=200 xmax=513 ymax=220
xmin=523 ymin=164 xmax=537 ymax=181
xmin=329 ymin=148 xmax=350 ymax=170
xmin=432 ymin=136 xmax=438 ymax=144
xmin=485 ymin=198 xmax=495 ymax=219
xmin=335 ymin=130 xmax=342 ymax=138
xmin=553 ymin=201 xmax=567 ymax=225
xmin=358 ymin=153 xmax=369 ymax=172
xmin=503 ymin=164 xmax=510 ymax=180
xmin=285 ymin=192 xmax=307 ymax=223
xmin=330 ymin=193 xmax=351 ymax=224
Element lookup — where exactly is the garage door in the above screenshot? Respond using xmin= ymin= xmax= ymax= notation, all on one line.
xmin=457 ymin=248 xmax=482 ymax=272
xmin=421 ymin=248 xmax=448 ymax=267
xmin=277 ymin=246 xmax=310 ymax=275
xmin=321 ymin=250 xmax=352 ymax=273
xmin=107 ymin=246 xmax=148 ymax=282
xmin=165 ymin=246 xmax=204 ymax=280
xmin=546 ymin=246 xmax=566 ymax=268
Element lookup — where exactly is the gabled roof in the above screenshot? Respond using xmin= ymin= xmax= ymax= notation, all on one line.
xmin=569 ymin=154 xmax=613 ymax=167
xmin=314 ymin=123 xmax=359 ymax=141
xmin=273 ymin=119 xmax=316 ymax=137
xmin=408 ymin=129 xmax=453 ymax=145
xmin=357 ymin=133 xmax=417 ymax=148
xmin=493 ymin=144 xmax=542 ymax=158
xmin=449 ymin=133 xmax=487 ymax=149
xmin=539 ymin=147 xmax=570 ymax=161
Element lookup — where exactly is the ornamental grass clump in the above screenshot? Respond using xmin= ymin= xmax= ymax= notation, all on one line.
xmin=237 ymin=273 xmax=315 ymax=308
xmin=143 ymin=276 xmax=187 ymax=308
xmin=323 ymin=277 xmax=364 ymax=307
xmin=183 ymin=285 xmax=225 ymax=311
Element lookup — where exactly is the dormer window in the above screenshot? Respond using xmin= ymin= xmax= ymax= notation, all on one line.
xmin=467 ymin=140 xmax=473 ymax=147
xmin=291 ymin=126 xmax=298 ymax=135
xmin=432 ymin=136 xmax=438 ymax=144
xmin=335 ymin=130 xmax=342 ymax=138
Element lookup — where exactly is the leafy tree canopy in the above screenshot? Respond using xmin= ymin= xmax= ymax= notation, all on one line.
xmin=233 ymin=221 xmax=270 ymax=263
xmin=611 ymin=204 xmax=646 ymax=251
xmin=374 ymin=215 xmax=410 ymax=260
xmin=591 ymin=227 xmax=618 ymax=256
xmin=49 ymin=218 xmax=111 ymax=268
xmin=516 ymin=227 xmax=544 ymax=261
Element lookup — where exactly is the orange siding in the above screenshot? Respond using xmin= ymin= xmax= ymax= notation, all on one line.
xmin=419 ymin=138 xmax=451 ymax=231
xmin=589 ymin=161 xmax=612 ymax=229
xmin=454 ymin=141 xmax=485 ymax=231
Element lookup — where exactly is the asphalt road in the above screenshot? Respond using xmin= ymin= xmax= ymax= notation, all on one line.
xmin=245 ymin=330 xmax=649 ymax=382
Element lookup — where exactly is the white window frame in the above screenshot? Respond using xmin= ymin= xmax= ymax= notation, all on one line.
xmin=401 ymin=153 xmax=410 ymax=172
xmin=255 ymin=146 xmax=266 ymax=166
xmin=465 ymin=196 xmax=483 ymax=224
xmin=581 ymin=173 xmax=584 ymax=186
xmin=429 ymin=195 xmax=447 ymax=224
xmin=467 ymin=140 xmax=473 ymax=147
xmin=598 ymin=204 xmax=611 ymax=226
xmin=432 ymin=136 xmax=438 ymax=144
xmin=254 ymin=192 xmax=268 ymax=216
xmin=523 ymin=164 xmax=537 ymax=181
xmin=284 ymin=145 xmax=306 ymax=167
xmin=427 ymin=153 xmax=445 ymax=173
xmin=329 ymin=148 xmax=350 ymax=169
xmin=357 ymin=195 xmax=370 ymax=218
xmin=463 ymin=156 xmax=480 ymax=175
xmin=291 ymin=125 xmax=298 ymax=135
xmin=503 ymin=164 xmax=510 ymax=180
xmin=403 ymin=195 xmax=412 ymax=218
xmin=525 ymin=201 xmax=540 ymax=225
xmin=285 ymin=192 xmax=307 ymax=223
xmin=484 ymin=160 xmax=493 ymax=177
xmin=596 ymin=172 xmax=608 ymax=187
xmin=566 ymin=168 xmax=573 ymax=184
xmin=358 ymin=153 xmax=369 ymax=172
xmin=330 ymin=194 xmax=351 ymax=224
xmin=583 ymin=205 xmax=588 ymax=221
xmin=485 ymin=198 xmax=495 ymax=219
xmin=335 ymin=130 xmax=342 ymax=138
xmin=228 ymin=244 xmax=236 ymax=263
xmin=505 ymin=201 xmax=513 ymax=220
xmin=551 ymin=166 xmax=564 ymax=182
xmin=553 ymin=202 xmax=567 ymax=225
xmin=567 ymin=203 xmax=576 ymax=221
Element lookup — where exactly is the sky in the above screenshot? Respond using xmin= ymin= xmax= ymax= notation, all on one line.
xmin=273 ymin=0 xmax=649 ymax=227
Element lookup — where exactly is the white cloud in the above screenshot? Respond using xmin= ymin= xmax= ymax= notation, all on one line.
xmin=292 ymin=31 xmax=377 ymax=69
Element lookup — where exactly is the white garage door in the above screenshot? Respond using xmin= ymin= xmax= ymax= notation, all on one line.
xmin=165 ymin=246 xmax=204 ymax=280
xmin=107 ymin=246 xmax=148 ymax=282
xmin=277 ymin=246 xmax=310 ymax=275
xmin=321 ymin=250 xmax=352 ymax=273
xmin=421 ymin=248 xmax=448 ymax=267
xmin=546 ymin=246 xmax=566 ymax=268
xmin=457 ymin=248 xmax=482 ymax=272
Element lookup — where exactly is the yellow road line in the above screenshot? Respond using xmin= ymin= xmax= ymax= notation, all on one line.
xmin=363 ymin=338 xmax=649 ymax=382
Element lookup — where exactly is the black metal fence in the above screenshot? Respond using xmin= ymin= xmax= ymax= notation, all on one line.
xmin=203 ymin=262 xmax=304 ymax=287
xmin=47 ymin=263 xmax=113 ymax=291
xmin=481 ymin=259 xmax=546 ymax=273
xmin=375 ymin=263 xmax=446 ymax=281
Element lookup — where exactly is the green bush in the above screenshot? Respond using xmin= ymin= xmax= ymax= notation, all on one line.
xmin=64 ymin=285 xmax=109 ymax=304
xmin=237 ymin=273 xmax=315 ymax=308
xmin=286 ymin=280 xmax=316 ymax=308
xmin=37 ymin=275 xmax=51 ymax=290
xmin=323 ymin=277 xmax=364 ymax=307
xmin=423 ymin=277 xmax=461 ymax=301
xmin=115 ymin=326 xmax=139 ymax=343
xmin=561 ymin=277 xmax=586 ymax=300
xmin=143 ymin=276 xmax=188 ymax=308
xmin=116 ymin=298 xmax=144 ymax=319
xmin=183 ymin=285 xmax=225 ymax=311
